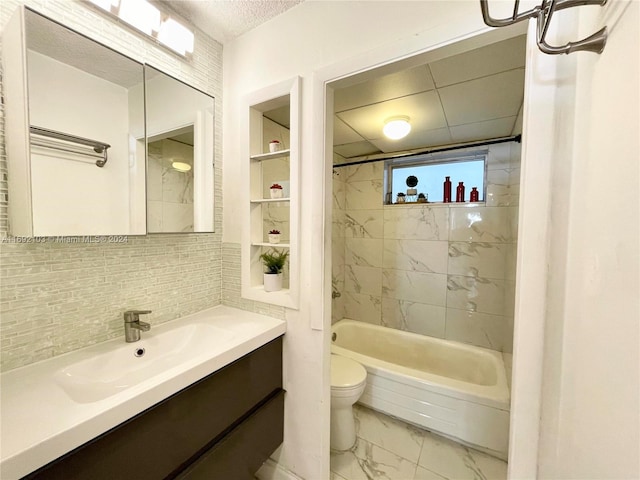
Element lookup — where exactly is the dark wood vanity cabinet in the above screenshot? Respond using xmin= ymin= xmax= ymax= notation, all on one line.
xmin=24 ymin=336 xmax=284 ymax=480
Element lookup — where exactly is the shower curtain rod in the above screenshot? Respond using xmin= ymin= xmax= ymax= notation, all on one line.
xmin=333 ymin=134 xmax=521 ymax=169
xmin=29 ymin=126 xmax=111 ymax=167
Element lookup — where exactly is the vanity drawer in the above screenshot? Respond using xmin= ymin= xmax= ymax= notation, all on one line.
xmin=25 ymin=336 xmax=283 ymax=480
xmin=176 ymin=389 xmax=285 ymax=480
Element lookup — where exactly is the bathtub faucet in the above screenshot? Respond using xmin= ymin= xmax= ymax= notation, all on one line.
xmin=124 ymin=310 xmax=152 ymax=342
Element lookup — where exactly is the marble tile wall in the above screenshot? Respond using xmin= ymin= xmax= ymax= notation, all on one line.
xmin=332 ymin=142 xmax=520 ymax=352
xmin=0 ymin=0 xmax=223 ymax=371
xmin=148 ymin=140 xmax=195 ymax=233
xmin=331 ymin=404 xmax=507 ymax=480
xmin=332 ymin=164 xmax=347 ymax=323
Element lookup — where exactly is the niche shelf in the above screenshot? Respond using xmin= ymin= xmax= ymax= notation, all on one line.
xmin=251 ymin=242 xmax=291 ymax=248
xmin=250 ymin=149 xmax=291 ymax=161
xmin=241 ymin=77 xmax=300 ymax=310
xmin=250 ymin=198 xmax=291 ymax=204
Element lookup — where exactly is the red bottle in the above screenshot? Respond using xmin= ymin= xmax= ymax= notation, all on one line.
xmin=470 ymin=187 xmax=479 ymax=202
xmin=456 ymin=182 xmax=465 ymax=202
xmin=443 ymin=176 xmax=452 ymax=203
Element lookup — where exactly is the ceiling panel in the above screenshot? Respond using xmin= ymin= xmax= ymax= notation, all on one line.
xmin=333 ymin=152 xmax=348 ymax=165
xmin=438 ymin=69 xmax=525 ymax=126
xmin=333 ymin=141 xmax=381 ymax=158
xmin=449 ymin=116 xmax=517 ymax=143
xmin=334 ymin=65 xmax=434 ymax=112
xmin=331 ymin=36 xmax=526 ymax=161
xmin=337 ymin=90 xmax=447 ymax=140
xmin=429 ymin=35 xmax=526 ymax=88
xmin=369 ymin=127 xmax=452 ymax=153
xmin=333 ymin=116 xmax=366 ymax=145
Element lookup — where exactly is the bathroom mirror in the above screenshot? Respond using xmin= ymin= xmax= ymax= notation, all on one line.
xmin=144 ymin=66 xmax=215 ymax=233
xmin=2 ymin=7 xmax=147 ymax=236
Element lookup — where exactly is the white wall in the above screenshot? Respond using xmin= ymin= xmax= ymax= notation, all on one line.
xmin=537 ymin=2 xmax=639 ymax=478
xmin=227 ymin=1 xmax=638 ymax=478
xmin=27 ymin=50 xmax=135 ymax=235
xmin=145 ymin=72 xmax=212 ymax=139
xmin=224 ymin=2 xmax=496 ymax=478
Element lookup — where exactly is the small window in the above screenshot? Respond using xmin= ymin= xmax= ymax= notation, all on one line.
xmin=385 ymin=151 xmax=486 ymax=204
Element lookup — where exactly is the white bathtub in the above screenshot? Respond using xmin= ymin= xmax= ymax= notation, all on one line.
xmin=331 ymin=319 xmax=510 ymax=458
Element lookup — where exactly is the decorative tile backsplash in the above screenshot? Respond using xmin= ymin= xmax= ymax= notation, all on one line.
xmin=0 ymin=0 xmax=223 ymax=371
xmin=332 ymin=142 xmax=520 ymax=352
xmin=220 ymin=242 xmax=285 ymax=320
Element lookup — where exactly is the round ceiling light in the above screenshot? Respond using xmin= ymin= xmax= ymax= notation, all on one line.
xmin=383 ymin=116 xmax=411 ymax=140
xmin=172 ymin=161 xmax=192 ymax=172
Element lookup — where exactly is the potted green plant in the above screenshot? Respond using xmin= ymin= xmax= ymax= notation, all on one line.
xmin=259 ymin=248 xmax=289 ymax=292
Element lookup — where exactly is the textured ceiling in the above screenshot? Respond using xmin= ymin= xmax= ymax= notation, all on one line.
xmin=159 ymin=0 xmax=304 ymax=44
xmin=332 ymin=35 xmax=527 ymax=161
xmin=26 ymin=9 xmax=143 ymax=88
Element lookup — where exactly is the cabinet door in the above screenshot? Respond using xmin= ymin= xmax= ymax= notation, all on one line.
xmin=175 ymin=390 xmax=285 ymax=480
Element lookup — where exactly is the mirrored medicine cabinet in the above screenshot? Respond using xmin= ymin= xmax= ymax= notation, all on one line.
xmin=144 ymin=66 xmax=215 ymax=233
xmin=1 ymin=7 xmax=215 ymax=237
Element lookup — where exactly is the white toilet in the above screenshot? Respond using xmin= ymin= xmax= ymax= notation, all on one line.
xmin=330 ymin=354 xmax=367 ymax=451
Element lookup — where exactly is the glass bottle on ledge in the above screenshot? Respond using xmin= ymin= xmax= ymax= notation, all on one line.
xmin=470 ymin=187 xmax=479 ymax=202
xmin=456 ymin=182 xmax=465 ymax=202
xmin=443 ymin=176 xmax=452 ymax=203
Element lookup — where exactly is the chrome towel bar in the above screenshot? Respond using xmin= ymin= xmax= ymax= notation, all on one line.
xmin=29 ymin=126 xmax=111 ymax=167
xmin=480 ymin=0 xmax=608 ymax=55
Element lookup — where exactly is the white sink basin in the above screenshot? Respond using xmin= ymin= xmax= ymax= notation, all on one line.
xmin=54 ymin=323 xmax=235 ymax=403
xmin=1 ymin=305 xmax=286 ymax=480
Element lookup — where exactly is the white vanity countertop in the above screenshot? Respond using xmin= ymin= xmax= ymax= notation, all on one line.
xmin=0 ymin=305 xmax=286 ymax=479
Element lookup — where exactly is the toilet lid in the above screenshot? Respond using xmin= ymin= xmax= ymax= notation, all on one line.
xmin=331 ymin=355 xmax=367 ymax=388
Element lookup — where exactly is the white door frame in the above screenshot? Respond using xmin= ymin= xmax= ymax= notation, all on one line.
xmin=311 ymin=18 xmax=550 ymax=479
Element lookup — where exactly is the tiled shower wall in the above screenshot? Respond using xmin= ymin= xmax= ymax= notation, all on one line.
xmin=0 ymin=0 xmax=223 ymax=372
xmin=147 ymin=140 xmax=195 ymax=233
xmin=332 ymin=142 xmax=520 ymax=353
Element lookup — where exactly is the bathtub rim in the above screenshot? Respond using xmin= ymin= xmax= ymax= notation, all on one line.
xmin=331 ymin=319 xmax=511 ymax=411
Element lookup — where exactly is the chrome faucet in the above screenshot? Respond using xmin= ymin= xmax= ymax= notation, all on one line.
xmin=124 ymin=310 xmax=152 ymax=342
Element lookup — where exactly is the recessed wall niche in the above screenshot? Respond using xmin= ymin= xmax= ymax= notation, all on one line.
xmin=241 ymin=77 xmax=301 ymax=309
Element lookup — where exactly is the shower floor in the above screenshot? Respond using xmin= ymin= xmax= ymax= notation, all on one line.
xmin=330 ymin=404 xmax=507 ymax=480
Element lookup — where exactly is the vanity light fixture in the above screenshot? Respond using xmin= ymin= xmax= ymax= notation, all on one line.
xmin=86 ymin=0 xmax=195 ymax=58
xmin=157 ymin=18 xmax=195 ymax=57
xmin=118 ymin=0 xmax=161 ymax=36
xmin=88 ymin=0 xmax=119 ymax=12
xmin=172 ymin=161 xmax=192 ymax=172
xmin=383 ymin=116 xmax=411 ymax=140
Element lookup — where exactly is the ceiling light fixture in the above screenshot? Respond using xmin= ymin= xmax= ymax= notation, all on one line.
xmin=383 ymin=116 xmax=411 ymax=140
xmin=172 ymin=161 xmax=192 ymax=172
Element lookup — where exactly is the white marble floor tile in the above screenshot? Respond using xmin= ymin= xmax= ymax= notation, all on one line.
xmin=331 ymin=438 xmax=418 ymax=480
xmin=414 ymin=466 xmax=448 ymax=480
xmin=418 ymin=431 xmax=507 ymax=480
xmin=354 ymin=405 xmax=425 ymax=463
xmin=331 ymin=472 xmax=350 ymax=480
xmin=332 ymin=408 xmax=507 ymax=480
